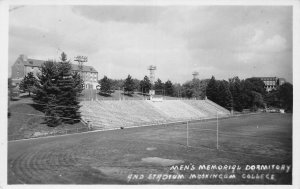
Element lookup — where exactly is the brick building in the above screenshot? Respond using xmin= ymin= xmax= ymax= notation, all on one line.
xmin=255 ymin=77 xmax=286 ymax=92
xmin=11 ymin=54 xmax=99 ymax=89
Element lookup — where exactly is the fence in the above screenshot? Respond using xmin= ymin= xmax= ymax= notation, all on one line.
xmin=8 ymin=110 xmax=261 ymax=142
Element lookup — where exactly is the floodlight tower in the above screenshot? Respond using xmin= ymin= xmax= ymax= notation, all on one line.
xmin=192 ymin=71 xmax=199 ymax=80
xmin=74 ymin=55 xmax=88 ymax=71
xmin=148 ymin=65 xmax=157 ymax=84
xmin=74 ymin=55 xmax=88 ymax=90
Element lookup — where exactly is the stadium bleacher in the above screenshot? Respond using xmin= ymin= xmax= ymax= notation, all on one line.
xmin=80 ymin=100 xmax=230 ymax=129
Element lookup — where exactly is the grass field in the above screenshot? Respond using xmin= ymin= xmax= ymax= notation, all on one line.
xmin=8 ymin=98 xmax=87 ymax=140
xmin=8 ymin=113 xmax=292 ymax=184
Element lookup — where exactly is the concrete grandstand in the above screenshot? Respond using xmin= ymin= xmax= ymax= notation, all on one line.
xmin=80 ymin=99 xmax=230 ymax=129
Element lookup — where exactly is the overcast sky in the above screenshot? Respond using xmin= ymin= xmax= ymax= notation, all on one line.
xmin=9 ymin=5 xmax=292 ymax=83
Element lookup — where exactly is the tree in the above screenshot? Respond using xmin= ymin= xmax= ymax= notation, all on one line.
xmin=154 ymin=78 xmax=164 ymax=90
xmin=140 ymin=76 xmax=152 ymax=94
xmin=8 ymin=78 xmax=14 ymax=100
xmin=191 ymin=78 xmax=201 ymax=99
xmin=218 ymin=80 xmax=233 ymax=110
xmin=123 ymin=74 xmax=135 ymax=94
xmin=245 ymin=78 xmax=266 ymax=96
xmin=55 ymin=52 xmax=83 ymax=124
xmin=110 ymin=79 xmax=124 ymax=90
xmin=164 ymin=80 xmax=174 ymax=96
xmin=206 ymin=76 xmax=219 ymax=103
xmin=33 ymin=60 xmax=60 ymax=126
xmin=278 ymin=83 xmax=293 ymax=112
xmin=132 ymin=78 xmax=140 ymax=91
xmin=240 ymin=78 xmax=266 ymax=111
xmin=264 ymin=89 xmax=280 ymax=108
xmin=99 ymin=76 xmax=112 ymax=95
xmin=34 ymin=52 xmax=83 ymax=126
xmin=250 ymin=91 xmax=264 ymax=111
xmin=173 ymin=83 xmax=182 ymax=98
xmin=19 ymin=72 xmax=38 ymax=96
xmin=229 ymin=76 xmax=243 ymax=111
xmin=182 ymin=81 xmax=194 ymax=98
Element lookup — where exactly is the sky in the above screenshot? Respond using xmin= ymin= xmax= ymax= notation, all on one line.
xmin=8 ymin=5 xmax=293 ymax=84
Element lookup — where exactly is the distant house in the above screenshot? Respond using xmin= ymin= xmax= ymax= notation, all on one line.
xmin=255 ymin=77 xmax=286 ymax=92
xmin=11 ymin=54 xmax=98 ymax=89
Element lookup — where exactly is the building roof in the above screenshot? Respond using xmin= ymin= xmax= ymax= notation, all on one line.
xmin=254 ymin=77 xmax=277 ymax=81
xmin=19 ymin=56 xmax=98 ymax=73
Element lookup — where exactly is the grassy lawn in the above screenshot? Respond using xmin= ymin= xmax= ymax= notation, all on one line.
xmin=8 ymin=113 xmax=292 ymax=184
xmin=8 ymin=97 xmax=88 ymax=140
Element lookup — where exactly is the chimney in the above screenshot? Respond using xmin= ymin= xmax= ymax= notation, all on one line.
xmin=20 ymin=54 xmax=28 ymax=62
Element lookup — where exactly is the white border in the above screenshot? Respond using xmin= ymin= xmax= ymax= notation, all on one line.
xmin=1 ymin=1 xmax=299 ymax=189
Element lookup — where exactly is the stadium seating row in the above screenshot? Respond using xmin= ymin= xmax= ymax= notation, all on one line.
xmin=80 ymin=100 xmax=230 ymax=129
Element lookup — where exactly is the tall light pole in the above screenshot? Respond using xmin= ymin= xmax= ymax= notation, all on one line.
xmin=74 ymin=55 xmax=88 ymax=98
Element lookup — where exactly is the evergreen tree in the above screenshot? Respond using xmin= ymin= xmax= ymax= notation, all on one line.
xmin=140 ymin=76 xmax=152 ymax=94
xmin=278 ymin=82 xmax=293 ymax=112
xmin=229 ymin=76 xmax=243 ymax=111
xmin=154 ymin=78 xmax=164 ymax=90
xmin=123 ymin=74 xmax=135 ymax=94
xmin=164 ymin=80 xmax=174 ymax=96
xmin=19 ymin=72 xmax=38 ymax=96
xmin=99 ymin=75 xmax=112 ymax=94
xmin=218 ymin=80 xmax=233 ymax=110
xmin=33 ymin=60 xmax=60 ymax=126
xmin=33 ymin=52 xmax=83 ymax=126
xmin=206 ymin=76 xmax=219 ymax=103
xmin=55 ymin=52 xmax=83 ymax=124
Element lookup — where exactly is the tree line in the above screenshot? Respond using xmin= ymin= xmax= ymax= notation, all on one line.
xmin=99 ymin=75 xmax=293 ymax=112
xmin=206 ymin=76 xmax=293 ymax=112
xmin=99 ymin=75 xmax=175 ymax=96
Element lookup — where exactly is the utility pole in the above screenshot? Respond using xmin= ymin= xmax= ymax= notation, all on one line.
xmin=74 ymin=55 xmax=88 ymax=99
xmin=187 ymin=121 xmax=189 ymax=147
xmin=217 ymin=111 xmax=219 ymax=150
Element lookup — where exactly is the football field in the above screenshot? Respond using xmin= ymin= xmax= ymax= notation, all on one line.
xmin=8 ymin=113 xmax=292 ymax=184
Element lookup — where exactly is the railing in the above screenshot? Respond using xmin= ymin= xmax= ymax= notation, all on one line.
xmin=8 ymin=109 xmax=261 ymax=142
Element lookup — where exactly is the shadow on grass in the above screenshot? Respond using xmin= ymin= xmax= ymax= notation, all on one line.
xmin=122 ymin=93 xmax=135 ymax=97
xmin=20 ymin=94 xmax=32 ymax=98
xmin=136 ymin=92 xmax=150 ymax=96
xmin=99 ymin=92 xmax=112 ymax=97
xmin=29 ymin=103 xmax=45 ymax=112
xmin=10 ymin=98 xmax=20 ymax=101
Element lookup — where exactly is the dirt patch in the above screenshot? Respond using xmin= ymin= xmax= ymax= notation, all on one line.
xmin=142 ymin=157 xmax=184 ymax=166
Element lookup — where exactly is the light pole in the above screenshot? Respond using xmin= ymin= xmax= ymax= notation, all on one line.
xmin=96 ymin=85 xmax=101 ymax=101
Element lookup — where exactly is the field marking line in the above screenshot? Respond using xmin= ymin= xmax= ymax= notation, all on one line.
xmin=8 ymin=117 xmax=211 ymax=143
xmin=7 ymin=112 xmax=263 ymax=143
